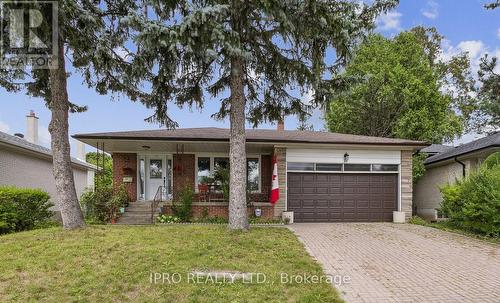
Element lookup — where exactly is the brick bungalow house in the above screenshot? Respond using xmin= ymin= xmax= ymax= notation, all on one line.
xmin=73 ymin=126 xmax=426 ymax=223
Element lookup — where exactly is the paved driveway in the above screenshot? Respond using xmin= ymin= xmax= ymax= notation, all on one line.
xmin=289 ymin=223 xmax=500 ymax=303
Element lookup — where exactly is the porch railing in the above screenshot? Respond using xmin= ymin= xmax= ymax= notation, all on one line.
xmin=151 ymin=186 xmax=163 ymax=224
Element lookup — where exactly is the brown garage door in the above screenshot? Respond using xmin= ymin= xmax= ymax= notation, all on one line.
xmin=287 ymin=173 xmax=397 ymax=222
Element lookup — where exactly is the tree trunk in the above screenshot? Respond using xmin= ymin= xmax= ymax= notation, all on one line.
xmin=228 ymin=56 xmax=249 ymax=230
xmin=48 ymin=38 xmax=85 ymax=229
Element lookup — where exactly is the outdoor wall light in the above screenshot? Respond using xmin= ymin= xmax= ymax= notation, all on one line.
xmin=142 ymin=145 xmax=151 ymax=150
xmin=343 ymin=153 xmax=349 ymax=163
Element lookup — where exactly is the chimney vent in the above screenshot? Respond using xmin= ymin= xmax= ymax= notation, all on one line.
xmin=14 ymin=133 xmax=24 ymax=138
xmin=26 ymin=110 xmax=39 ymax=144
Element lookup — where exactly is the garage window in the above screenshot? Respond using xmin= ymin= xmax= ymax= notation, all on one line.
xmin=315 ymin=163 xmax=342 ymax=171
xmin=372 ymin=164 xmax=399 ymax=172
xmin=287 ymin=162 xmax=399 ymax=173
xmin=344 ymin=164 xmax=371 ymax=171
xmin=287 ymin=162 xmax=314 ymax=171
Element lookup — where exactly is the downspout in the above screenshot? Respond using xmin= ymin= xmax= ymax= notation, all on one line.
xmin=454 ymin=157 xmax=466 ymax=178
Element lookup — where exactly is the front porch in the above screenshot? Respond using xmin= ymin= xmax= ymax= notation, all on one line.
xmin=103 ymin=140 xmax=284 ymax=222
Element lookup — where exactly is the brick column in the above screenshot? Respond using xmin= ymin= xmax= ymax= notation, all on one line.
xmin=272 ymin=146 xmax=286 ymax=217
xmin=112 ymin=153 xmax=137 ymax=201
xmin=401 ymin=150 xmax=413 ymax=220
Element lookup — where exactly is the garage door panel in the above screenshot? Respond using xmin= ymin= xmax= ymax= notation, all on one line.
xmin=287 ymin=172 xmax=397 ymax=222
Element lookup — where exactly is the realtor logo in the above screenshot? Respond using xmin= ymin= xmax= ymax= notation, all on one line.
xmin=0 ymin=1 xmax=58 ymax=69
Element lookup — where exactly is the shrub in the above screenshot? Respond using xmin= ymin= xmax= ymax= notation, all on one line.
xmin=80 ymin=185 xmax=129 ymax=223
xmin=171 ymin=186 xmax=194 ymax=222
xmin=80 ymin=186 xmax=113 ymax=223
xmin=157 ymin=215 xmax=181 ymax=223
xmin=213 ymin=166 xmax=230 ymax=201
xmin=0 ymin=187 xmax=53 ymax=234
xmin=481 ymin=152 xmax=500 ymax=170
xmin=108 ymin=185 xmax=130 ymax=220
xmin=440 ymin=164 xmax=500 ymax=237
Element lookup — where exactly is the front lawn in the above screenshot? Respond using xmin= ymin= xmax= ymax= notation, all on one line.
xmin=0 ymin=225 xmax=342 ymax=302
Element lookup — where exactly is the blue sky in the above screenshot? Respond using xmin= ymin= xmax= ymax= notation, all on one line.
xmin=0 ymin=0 xmax=499 ymax=154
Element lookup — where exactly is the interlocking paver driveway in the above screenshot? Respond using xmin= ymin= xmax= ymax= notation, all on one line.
xmin=289 ymin=223 xmax=500 ymax=303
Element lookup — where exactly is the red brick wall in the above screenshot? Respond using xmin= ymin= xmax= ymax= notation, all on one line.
xmin=162 ymin=204 xmax=275 ymax=219
xmin=173 ymin=154 xmax=195 ymax=200
xmin=113 ymin=153 xmax=137 ymax=201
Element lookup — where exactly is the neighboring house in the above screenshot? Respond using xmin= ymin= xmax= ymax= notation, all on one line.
xmin=0 ymin=111 xmax=96 ymax=215
xmin=74 ymin=125 xmax=426 ymax=222
xmin=414 ymin=132 xmax=500 ymax=220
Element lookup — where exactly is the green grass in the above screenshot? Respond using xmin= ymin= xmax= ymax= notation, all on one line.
xmin=409 ymin=216 xmax=500 ymax=244
xmin=0 ymin=225 xmax=342 ymax=303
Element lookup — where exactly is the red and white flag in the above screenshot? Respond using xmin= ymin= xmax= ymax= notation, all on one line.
xmin=270 ymin=155 xmax=279 ymax=204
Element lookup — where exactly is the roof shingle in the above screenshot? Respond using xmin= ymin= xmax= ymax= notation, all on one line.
xmin=425 ymin=132 xmax=500 ymax=165
xmin=73 ymin=127 xmax=427 ymax=146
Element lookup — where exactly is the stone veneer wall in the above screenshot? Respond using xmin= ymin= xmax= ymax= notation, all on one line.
xmin=401 ymin=150 xmax=413 ymax=220
xmin=272 ymin=147 xmax=286 ymax=217
xmin=113 ymin=153 xmax=137 ymax=201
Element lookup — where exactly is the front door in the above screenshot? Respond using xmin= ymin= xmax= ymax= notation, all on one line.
xmin=147 ymin=156 xmax=166 ymax=200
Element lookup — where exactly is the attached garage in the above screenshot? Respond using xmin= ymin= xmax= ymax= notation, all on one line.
xmin=287 ymin=172 xmax=397 ymax=222
xmin=286 ymin=148 xmax=403 ymax=223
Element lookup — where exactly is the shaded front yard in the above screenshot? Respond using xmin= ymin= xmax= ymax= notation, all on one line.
xmin=0 ymin=225 xmax=341 ymax=302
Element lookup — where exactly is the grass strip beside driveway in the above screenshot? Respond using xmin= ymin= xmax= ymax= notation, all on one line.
xmin=0 ymin=225 xmax=342 ymax=302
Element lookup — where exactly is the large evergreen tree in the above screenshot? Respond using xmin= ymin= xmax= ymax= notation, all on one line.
xmin=102 ymin=0 xmax=397 ymax=230
xmin=0 ymin=0 xmax=135 ymax=229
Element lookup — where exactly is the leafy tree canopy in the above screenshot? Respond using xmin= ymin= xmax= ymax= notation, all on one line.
xmin=325 ymin=29 xmax=470 ymax=143
xmin=474 ymin=55 xmax=500 ymax=133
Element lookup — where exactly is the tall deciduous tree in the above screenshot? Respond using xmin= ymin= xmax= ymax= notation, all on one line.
xmin=0 ymin=0 xmax=135 ymax=229
xmin=325 ymin=31 xmax=468 ymax=143
xmin=105 ymin=0 xmax=397 ymax=230
xmin=474 ymin=55 xmax=500 ymax=133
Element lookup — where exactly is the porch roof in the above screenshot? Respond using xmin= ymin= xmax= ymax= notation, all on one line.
xmin=73 ymin=127 xmax=427 ymax=147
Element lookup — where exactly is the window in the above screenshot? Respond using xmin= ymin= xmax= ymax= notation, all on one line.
xmin=139 ymin=158 xmax=145 ymax=199
xmin=247 ymin=158 xmax=260 ymax=191
xmin=214 ymin=157 xmax=229 ymax=169
xmin=372 ymin=164 xmax=398 ymax=172
xmin=149 ymin=159 xmax=163 ymax=178
xmin=316 ymin=163 xmax=342 ymax=171
xmin=196 ymin=156 xmax=261 ymax=192
xmin=343 ymin=164 xmax=371 ymax=171
xmin=197 ymin=157 xmax=210 ymax=183
xmin=287 ymin=162 xmax=314 ymax=171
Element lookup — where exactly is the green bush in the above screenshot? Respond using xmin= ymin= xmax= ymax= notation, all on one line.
xmin=440 ymin=164 xmax=500 ymax=237
xmin=80 ymin=186 xmax=113 ymax=223
xmin=171 ymin=186 xmax=194 ymax=222
xmin=0 ymin=187 xmax=53 ymax=234
xmin=481 ymin=152 xmax=500 ymax=170
xmin=80 ymin=185 xmax=129 ymax=223
xmin=157 ymin=214 xmax=181 ymax=224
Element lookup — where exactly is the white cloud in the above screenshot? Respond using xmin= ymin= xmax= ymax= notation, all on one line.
xmin=457 ymin=40 xmax=485 ymax=59
xmin=377 ymin=11 xmax=402 ymax=31
xmin=421 ymin=0 xmax=439 ymax=19
xmin=497 ymin=28 xmax=500 ymax=39
xmin=0 ymin=120 xmax=10 ymax=133
xmin=439 ymin=40 xmax=489 ymax=74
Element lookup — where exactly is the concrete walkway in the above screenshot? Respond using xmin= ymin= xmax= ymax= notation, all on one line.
xmin=289 ymin=223 xmax=500 ymax=303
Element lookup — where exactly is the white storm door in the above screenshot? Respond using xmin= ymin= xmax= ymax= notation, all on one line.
xmin=146 ymin=156 xmax=166 ymax=200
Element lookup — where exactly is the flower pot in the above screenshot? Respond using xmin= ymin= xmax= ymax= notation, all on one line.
xmin=110 ymin=218 xmax=117 ymax=224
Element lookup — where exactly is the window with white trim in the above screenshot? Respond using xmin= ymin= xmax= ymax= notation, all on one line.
xmin=196 ymin=156 xmax=261 ymax=191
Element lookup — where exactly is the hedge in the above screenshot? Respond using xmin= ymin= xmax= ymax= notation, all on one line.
xmin=440 ymin=152 xmax=500 ymax=237
xmin=0 ymin=187 xmax=53 ymax=234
